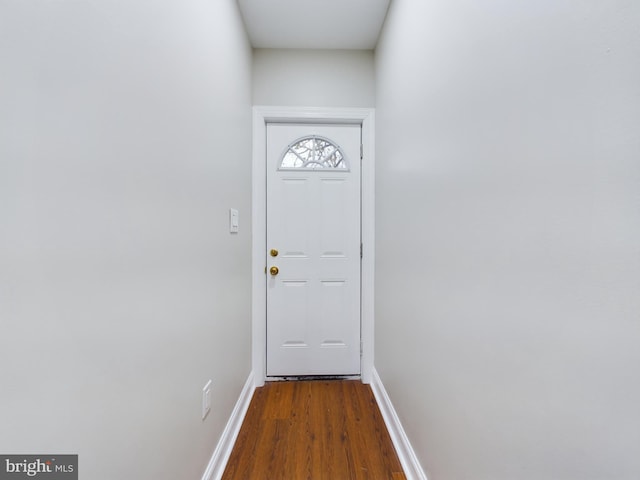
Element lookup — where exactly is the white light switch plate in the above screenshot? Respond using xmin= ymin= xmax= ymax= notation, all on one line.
xmin=229 ymin=208 xmax=239 ymax=233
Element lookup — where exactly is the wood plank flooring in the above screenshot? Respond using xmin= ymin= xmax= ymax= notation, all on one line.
xmin=222 ymin=380 xmax=406 ymax=480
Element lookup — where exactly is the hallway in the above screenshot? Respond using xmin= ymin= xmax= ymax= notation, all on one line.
xmin=222 ymin=380 xmax=405 ymax=480
xmin=2 ymin=1 xmax=638 ymax=479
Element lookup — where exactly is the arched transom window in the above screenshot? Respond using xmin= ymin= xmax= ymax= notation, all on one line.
xmin=280 ymin=136 xmax=349 ymax=170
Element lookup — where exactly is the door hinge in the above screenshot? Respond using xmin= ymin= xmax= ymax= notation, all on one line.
xmin=360 ymin=243 xmax=363 ymax=259
xmin=360 ymin=144 xmax=363 ymax=160
xmin=360 ymin=341 xmax=364 ymax=357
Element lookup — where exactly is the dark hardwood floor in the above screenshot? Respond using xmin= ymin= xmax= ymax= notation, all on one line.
xmin=222 ymin=379 xmax=406 ymax=480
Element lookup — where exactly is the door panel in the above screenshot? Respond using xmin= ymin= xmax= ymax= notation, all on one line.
xmin=266 ymin=123 xmax=361 ymax=376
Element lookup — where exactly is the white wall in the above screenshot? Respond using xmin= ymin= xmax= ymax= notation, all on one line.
xmin=253 ymin=49 xmax=375 ymax=107
xmin=0 ymin=1 xmax=252 ymax=479
xmin=375 ymin=1 xmax=640 ymax=480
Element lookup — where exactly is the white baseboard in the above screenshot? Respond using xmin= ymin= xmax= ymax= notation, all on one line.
xmin=201 ymin=371 xmax=255 ymax=480
xmin=370 ymin=368 xmax=428 ymax=480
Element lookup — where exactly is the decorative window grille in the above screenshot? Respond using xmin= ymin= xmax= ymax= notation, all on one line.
xmin=280 ymin=136 xmax=348 ymax=170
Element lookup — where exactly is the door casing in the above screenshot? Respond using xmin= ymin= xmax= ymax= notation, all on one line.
xmin=252 ymin=106 xmax=375 ymax=386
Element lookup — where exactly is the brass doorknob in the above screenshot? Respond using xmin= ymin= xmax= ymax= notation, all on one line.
xmin=269 ymin=266 xmax=279 ymax=276
xmin=270 ymin=249 xmax=279 ymax=257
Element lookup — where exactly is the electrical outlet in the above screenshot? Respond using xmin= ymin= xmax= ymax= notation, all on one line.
xmin=202 ymin=380 xmax=212 ymax=420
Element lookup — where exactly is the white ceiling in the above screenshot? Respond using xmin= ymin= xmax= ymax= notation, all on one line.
xmin=237 ymin=0 xmax=391 ymax=50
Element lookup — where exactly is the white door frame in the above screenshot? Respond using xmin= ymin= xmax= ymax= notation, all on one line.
xmin=252 ymin=106 xmax=375 ymax=387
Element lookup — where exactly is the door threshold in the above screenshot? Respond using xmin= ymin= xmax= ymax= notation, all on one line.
xmin=266 ymin=374 xmax=361 ymax=382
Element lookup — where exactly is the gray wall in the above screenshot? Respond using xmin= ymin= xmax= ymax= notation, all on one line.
xmin=253 ymin=49 xmax=375 ymax=107
xmin=375 ymin=1 xmax=640 ymax=479
xmin=0 ymin=1 xmax=253 ymax=478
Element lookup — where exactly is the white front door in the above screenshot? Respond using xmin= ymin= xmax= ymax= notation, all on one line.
xmin=266 ymin=123 xmax=361 ymax=376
